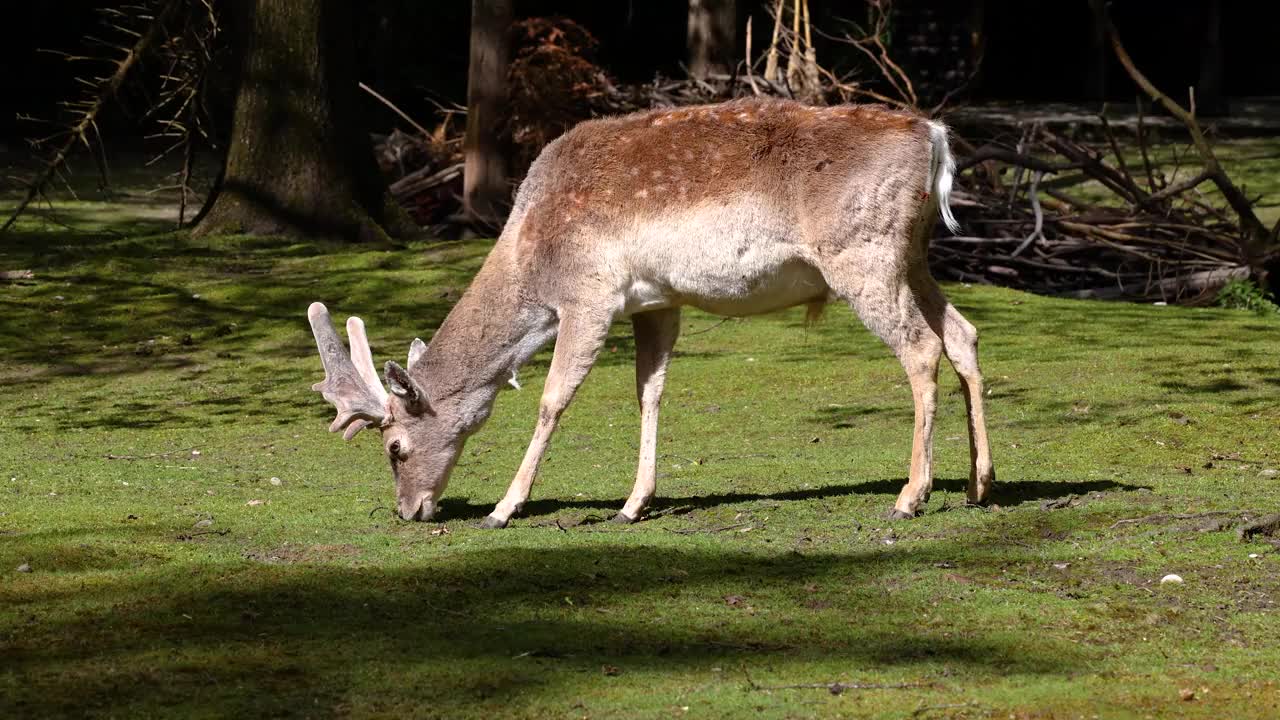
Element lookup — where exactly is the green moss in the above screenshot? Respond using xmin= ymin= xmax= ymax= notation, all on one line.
xmin=3 ymin=189 xmax=1280 ymax=719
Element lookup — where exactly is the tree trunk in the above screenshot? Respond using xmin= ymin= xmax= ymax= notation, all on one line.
xmin=1196 ymin=0 xmax=1226 ymax=116
xmin=463 ymin=0 xmax=512 ymax=225
xmin=687 ymin=0 xmax=737 ymax=81
xmin=194 ymin=0 xmax=414 ymax=242
xmin=1085 ymin=4 xmax=1108 ymax=101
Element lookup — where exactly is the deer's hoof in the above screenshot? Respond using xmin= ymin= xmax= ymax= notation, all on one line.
xmin=885 ymin=508 xmax=916 ymax=521
xmin=610 ymin=512 xmax=637 ymax=525
xmin=476 ymin=515 xmax=509 ymax=530
xmin=968 ymin=468 xmax=996 ymax=505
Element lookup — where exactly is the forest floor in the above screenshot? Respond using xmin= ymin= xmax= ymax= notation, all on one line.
xmin=4 ymin=130 xmax=1280 ymax=719
xmin=2 ymin=210 xmax=1279 ymax=719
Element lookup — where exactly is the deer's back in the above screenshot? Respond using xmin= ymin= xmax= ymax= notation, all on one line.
xmin=507 ymin=99 xmax=937 ymax=313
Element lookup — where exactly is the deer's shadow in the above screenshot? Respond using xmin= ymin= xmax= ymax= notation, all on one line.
xmin=436 ymin=476 xmax=1147 ymax=522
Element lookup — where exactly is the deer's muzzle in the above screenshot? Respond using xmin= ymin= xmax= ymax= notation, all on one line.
xmin=398 ymin=495 xmax=435 ymax=522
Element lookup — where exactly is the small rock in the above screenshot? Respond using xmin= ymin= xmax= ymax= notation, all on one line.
xmin=1179 ymin=688 xmax=1195 ymax=701
xmin=16 ymin=563 xmax=31 ymax=573
xmin=191 ymin=450 xmax=201 ymax=457
xmin=1258 ymin=469 xmax=1277 ymax=478
xmin=193 ymin=518 xmax=213 ymax=529
xmin=1160 ymin=574 xmax=1184 ymax=585
xmin=246 ymin=499 xmax=265 ymax=507
xmin=1248 ymin=553 xmax=1260 ymax=559
xmin=268 ymin=477 xmax=281 ymax=486
xmin=1053 ymin=562 xmax=1070 ymax=570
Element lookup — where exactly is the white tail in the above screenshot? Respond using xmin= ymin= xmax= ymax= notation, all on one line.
xmin=306 ymin=98 xmax=994 ymax=526
xmin=927 ymin=120 xmax=961 ymax=234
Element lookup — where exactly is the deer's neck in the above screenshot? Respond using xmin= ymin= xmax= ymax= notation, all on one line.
xmin=418 ymin=245 xmax=556 ymax=432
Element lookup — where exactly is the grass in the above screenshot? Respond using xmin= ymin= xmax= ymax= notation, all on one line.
xmin=2 ymin=204 xmax=1280 ymax=719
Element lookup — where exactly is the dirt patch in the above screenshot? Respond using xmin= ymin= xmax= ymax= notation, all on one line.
xmin=244 ymin=543 xmax=362 ymax=564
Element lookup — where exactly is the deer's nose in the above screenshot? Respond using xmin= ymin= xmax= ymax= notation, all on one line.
xmin=398 ymin=496 xmax=435 ymax=522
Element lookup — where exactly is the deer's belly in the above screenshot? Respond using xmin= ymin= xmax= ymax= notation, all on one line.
xmin=684 ymin=259 xmax=828 ymax=316
xmin=621 ymin=200 xmax=828 ymax=317
xmin=623 ymin=258 xmax=828 ymax=318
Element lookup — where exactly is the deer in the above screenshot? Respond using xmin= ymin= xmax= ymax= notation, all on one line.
xmin=307 ymin=98 xmax=994 ymax=528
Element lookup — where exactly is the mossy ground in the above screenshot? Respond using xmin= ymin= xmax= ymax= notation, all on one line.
xmin=2 ymin=163 xmax=1279 ymax=719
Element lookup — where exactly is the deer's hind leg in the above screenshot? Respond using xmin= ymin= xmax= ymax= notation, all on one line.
xmin=926 ymin=282 xmax=995 ymax=504
xmin=614 ymin=307 xmax=681 ymax=523
xmin=820 ymin=254 xmax=945 ymax=519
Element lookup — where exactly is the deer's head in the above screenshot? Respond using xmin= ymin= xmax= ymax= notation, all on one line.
xmin=307 ymin=302 xmax=456 ymax=521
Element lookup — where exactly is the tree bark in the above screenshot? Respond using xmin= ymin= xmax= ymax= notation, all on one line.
xmin=687 ymin=0 xmax=737 ymax=80
xmin=463 ymin=0 xmax=512 ymax=225
xmin=194 ymin=0 xmax=414 ymax=242
xmin=1085 ymin=3 xmax=1108 ymax=101
xmin=1196 ymin=0 xmax=1226 ymax=116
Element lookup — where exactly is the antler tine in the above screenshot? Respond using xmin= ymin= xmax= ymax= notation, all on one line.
xmin=307 ymin=302 xmax=388 ymax=438
xmin=346 ymin=317 xmax=389 ymax=405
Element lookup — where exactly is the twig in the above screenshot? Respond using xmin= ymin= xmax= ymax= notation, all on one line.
xmin=913 ymin=702 xmax=979 ymax=717
xmin=359 ymin=81 xmax=432 ymax=138
xmin=752 ymin=680 xmax=929 ymax=695
xmin=177 ymin=529 xmax=230 ymax=540
xmin=1109 ymin=511 xmax=1239 ymax=530
xmin=665 ymin=522 xmax=752 ymax=535
xmin=683 ymin=317 xmax=731 ymax=337
xmin=1237 ymin=513 xmax=1280 ymax=542
xmin=1011 ymin=171 xmax=1045 ymax=256
xmin=744 ymin=16 xmax=761 ymax=96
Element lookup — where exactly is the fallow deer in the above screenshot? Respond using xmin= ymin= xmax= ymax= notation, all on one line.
xmin=307 ymin=98 xmax=994 ymax=527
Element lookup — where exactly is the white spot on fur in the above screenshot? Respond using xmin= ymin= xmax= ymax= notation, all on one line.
xmin=651 ymin=169 xmax=663 ymax=179
xmin=634 ymin=189 xmax=649 ymax=199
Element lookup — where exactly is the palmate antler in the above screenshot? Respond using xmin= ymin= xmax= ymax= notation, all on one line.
xmin=307 ymin=302 xmax=389 ymax=440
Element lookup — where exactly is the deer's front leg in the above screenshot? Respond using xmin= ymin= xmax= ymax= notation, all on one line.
xmin=480 ymin=313 xmax=611 ymax=529
xmin=614 ymin=308 xmax=681 ymax=523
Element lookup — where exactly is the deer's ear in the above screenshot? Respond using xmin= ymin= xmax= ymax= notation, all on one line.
xmin=384 ymin=361 xmax=430 ymax=414
xmin=407 ymin=338 xmax=427 ymax=370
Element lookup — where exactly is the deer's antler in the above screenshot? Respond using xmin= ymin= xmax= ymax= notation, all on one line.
xmin=307 ymin=302 xmax=389 ymax=440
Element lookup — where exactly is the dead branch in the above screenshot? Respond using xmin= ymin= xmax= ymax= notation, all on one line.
xmin=2 ymin=0 xmax=185 ymax=233
xmin=750 ymin=680 xmax=929 ymax=695
xmin=1089 ymin=0 xmax=1273 ymax=268
xmin=1109 ymin=511 xmax=1241 ymax=530
xmin=1238 ymin=513 xmax=1280 ymax=542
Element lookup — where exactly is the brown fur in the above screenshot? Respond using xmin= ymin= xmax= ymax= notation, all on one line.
xmin=307 ymin=98 xmax=993 ymax=525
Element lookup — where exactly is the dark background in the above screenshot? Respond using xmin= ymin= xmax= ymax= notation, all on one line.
xmin=2 ymin=1 xmax=1276 ymax=141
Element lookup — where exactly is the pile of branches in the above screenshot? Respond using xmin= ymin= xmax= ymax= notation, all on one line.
xmin=933 ymin=4 xmax=1276 ymax=301
xmin=938 ymin=119 xmax=1261 ymax=300
xmin=375 ymin=2 xmax=1276 ymax=299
